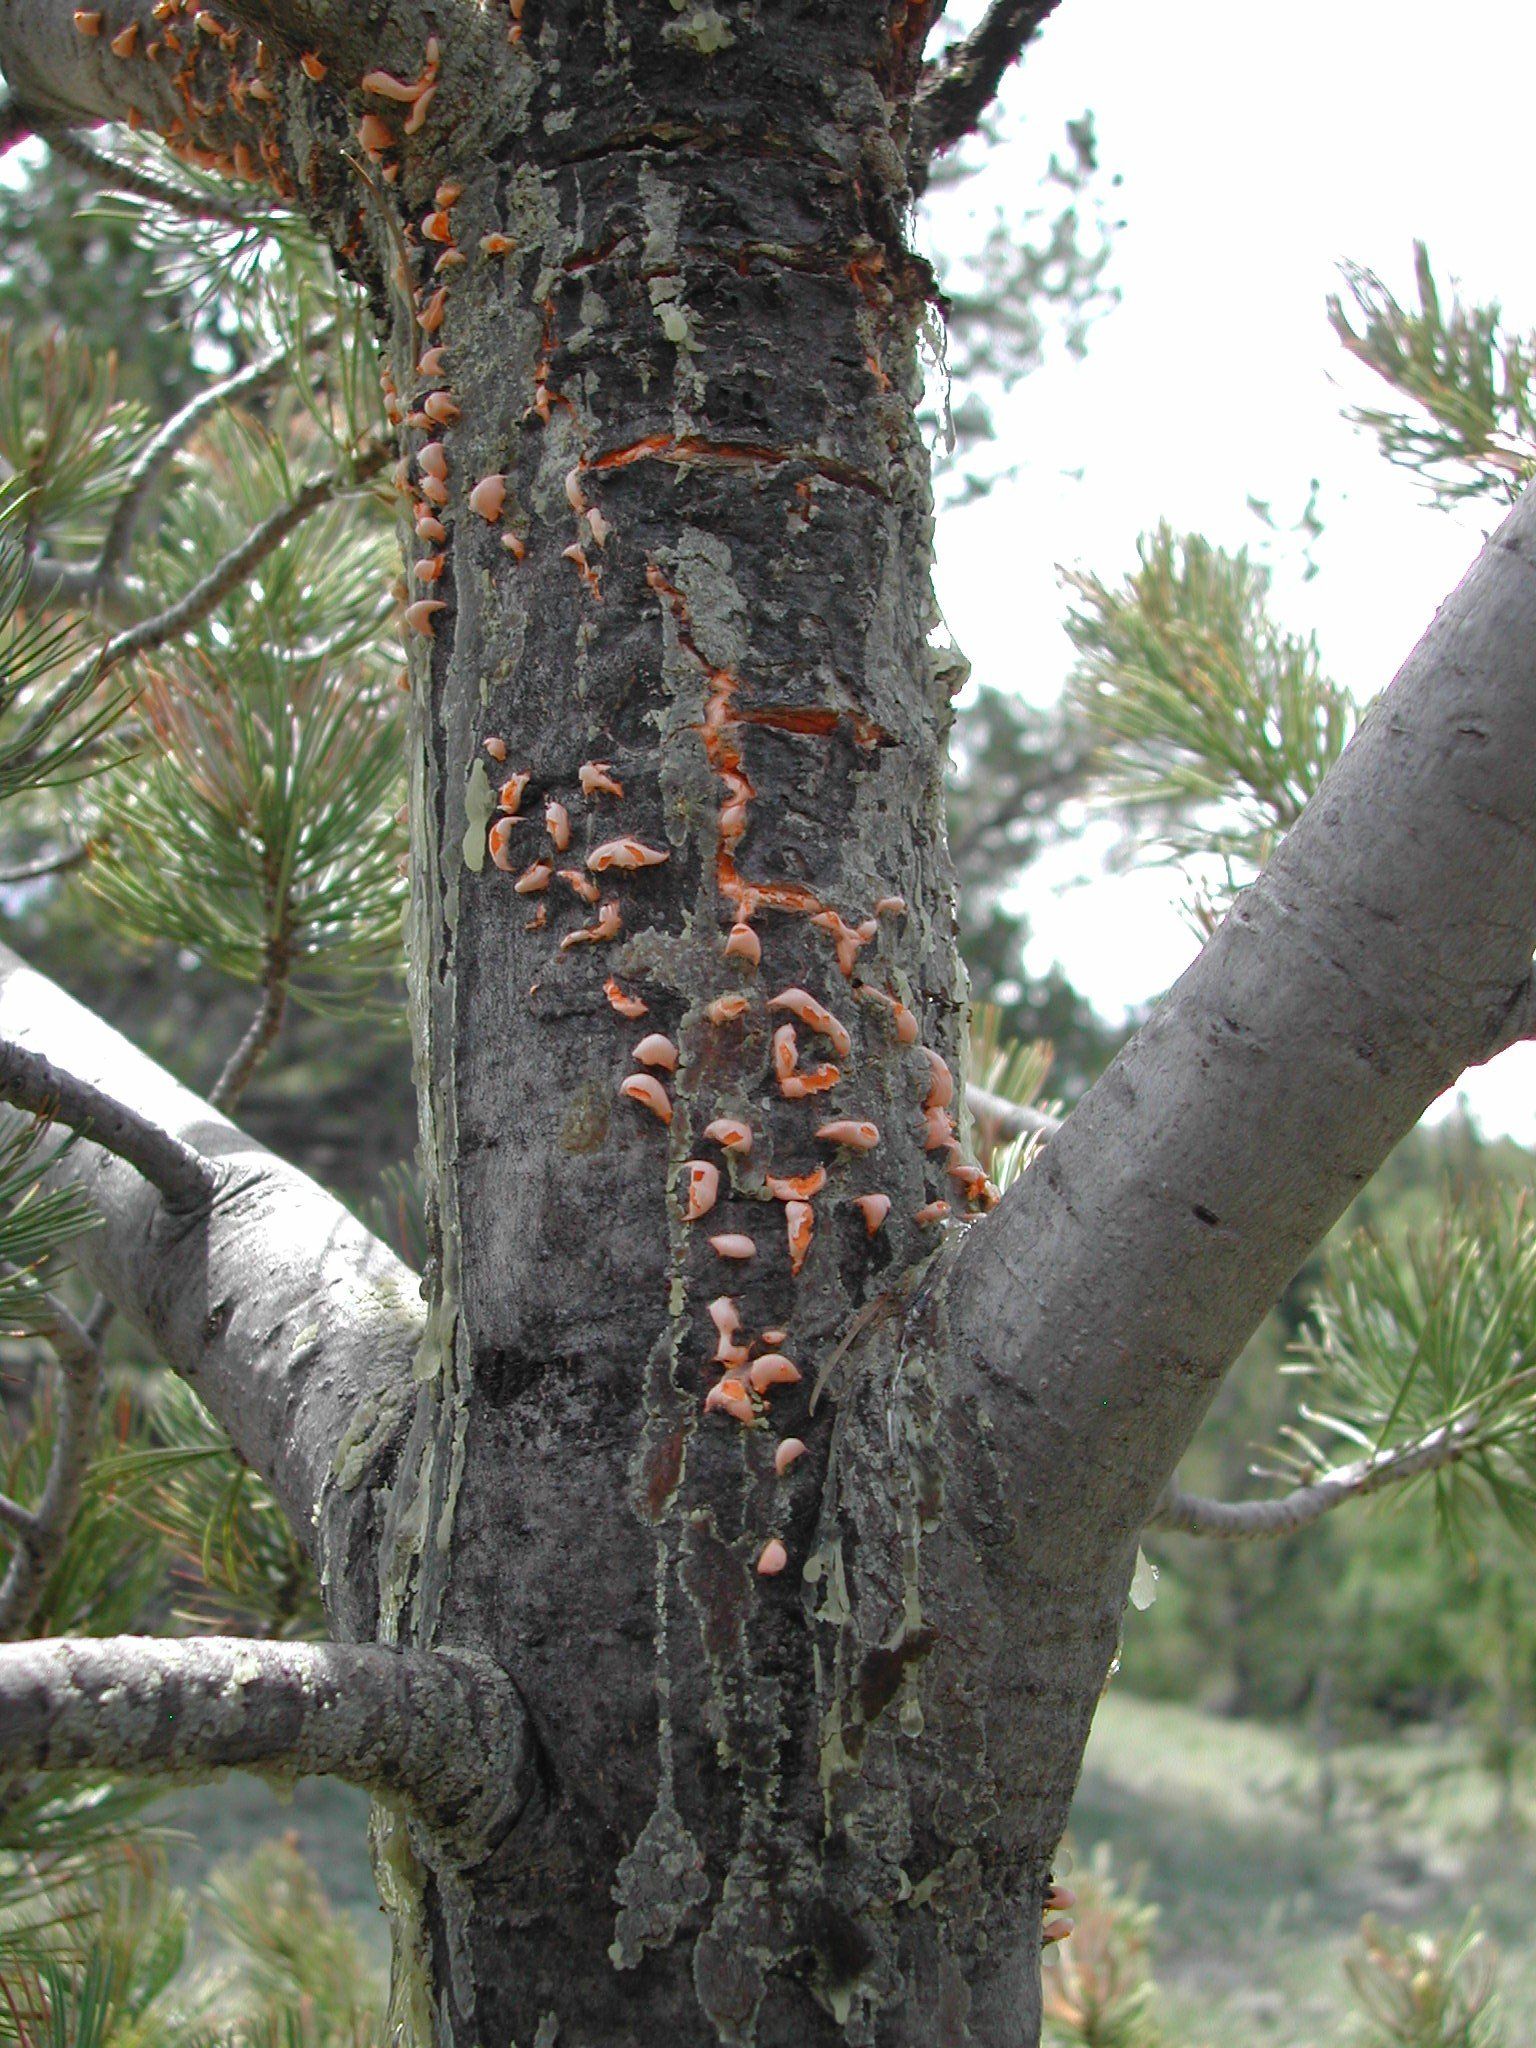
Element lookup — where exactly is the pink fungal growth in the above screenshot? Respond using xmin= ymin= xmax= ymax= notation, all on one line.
xmin=761 ymin=1327 xmax=788 ymax=1347
xmin=586 ymin=507 xmax=613 ymax=549
xmin=480 ymin=233 xmax=514 ymax=256
xmin=706 ymin=994 xmax=748 ymax=1024
xmin=418 ymin=443 xmax=448 ymax=481
xmin=587 ymin=839 xmax=670 ymax=872
xmin=562 ymin=542 xmax=600 ymax=595
xmin=417 ymin=346 xmax=447 ymax=378
xmin=604 ymin=978 xmax=647 ymax=1019
xmin=704 ymin=1378 xmax=754 ymax=1425
xmin=413 ymin=555 xmax=444 ymax=584
xmin=923 ymin=1106 xmax=957 ymax=1153
xmin=772 ymin=1023 xmax=798 ymax=1083
xmin=680 ymin=1162 xmax=720 ymax=1222
xmin=497 ymin=772 xmax=530 ymax=815
xmin=404 ymin=598 xmax=445 ymax=637
xmin=108 ymin=20 xmax=138 ymax=52
xmin=816 ymin=1120 xmax=880 ymax=1152
xmin=404 ymin=81 xmax=437 ymax=133
xmin=756 ymin=1538 xmax=788 ymax=1576
xmin=435 ymin=179 xmax=463 ymax=207
xmin=416 ymin=514 xmax=447 ymax=544
xmin=811 ymin=910 xmax=876 ymax=976
xmin=422 ymin=210 xmax=453 ymax=243
xmin=513 ymin=860 xmax=551 ymax=895
xmin=483 ymin=736 xmax=508 ymax=762
xmin=709 ymin=1233 xmax=756 ymax=1261
xmin=419 ymin=476 xmax=449 ymax=507
xmin=358 ymin=113 xmax=394 ymax=153
xmin=774 ymin=1438 xmax=807 ymax=1476
xmin=579 ymin=761 xmax=623 ymax=799
xmin=502 ymin=532 xmax=527 ymax=560
xmin=749 ymin=1354 xmax=802 ymax=1392
xmin=923 ymin=1048 xmax=955 ymax=1111
xmin=417 ymin=287 xmax=448 ymax=334
xmin=74 ymin=10 xmax=102 ymax=32
xmin=560 ymin=900 xmax=622 ymax=948
xmin=487 ymin=819 xmax=518 ymax=873
xmin=362 ymin=67 xmax=421 ymax=99
xmin=557 ymin=867 xmax=600 ymax=904
xmin=781 ymin=1066 xmax=840 ymax=1099
xmin=875 ymin=896 xmax=907 ymax=917
xmin=854 ymin=1193 xmax=891 ymax=1235
xmin=703 ymin=1117 xmax=751 ymax=1155
xmin=633 ymin=1033 xmax=678 ymax=1072
xmin=469 ymin=474 xmax=506 ymax=522
xmin=564 ymin=467 xmax=588 ymax=515
xmin=724 ymin=923 xmax=761 ymax=967
xmin=768 ymin=988 xmax=852 ymax=1059
xmin=785 ymin=1201 xmax=814 ymax=1275
xmin=708 ymin=1296 xmax=746 ymax=1364
xmin=915 ymin=1200 xmax=951 ymax=1226
xmin=423 ymin=391 xmax=460 ymax=425
xmin=545 ymin=800 xmax=571 ymax=852
xmin=765 ymin=1169 xmax=826 ymax=1201
xmin=620 ymin=1074 xmax=672 ymax=1123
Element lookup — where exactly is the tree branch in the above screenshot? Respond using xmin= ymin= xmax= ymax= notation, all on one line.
xmin=0 ymin=91 xmax=35 ymax=156
xmin=42 ymin=125 xmax=270 ymax=229
xmin=966 ymin=1081 xmax=1061 ymax=1143
xmin=0 ymin=1284 xmax=103 ymax=1635
xmin=94 ymin=436 xmax=392 ymax=675
xmin=0 ymin=1635 xmax=532 ymax=1848
xmin=943 ymin=483 xmax=1536 ymax=1564
xmin=1149 ymin=1422 xmax=1473 ymax=1541
xmin=0 ymin=940 xmax=422 ymax=1641
xmin=95 ymin=342 xmax=298 ymax=594
xmin=0 ymin=1035 xmax=215 ymax=1208
xmin=210 ymin=945 xmax=290 ymax=1113
xmin=909 ymin=0 xmax=1063 ymax=188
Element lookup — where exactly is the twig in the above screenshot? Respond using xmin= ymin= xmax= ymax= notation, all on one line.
xmin=909 ymin=0 xmax=1064 ymax=188
xmin=95 ymin=435 xmax=392 ymax=674
xmin=0 ymin=844 xmax=90 ymax=885
xmin=5 ymin=434 xmax=393 ymax=779
xmin=95 ymin=342 xmax=299 ymax=592
xmin=0 ymin=1635 xmax=533 ymax=1847
xmin=211 ymin=942 xmax=290 ymax=1112
xmin=0 ymin=1035 xmax=215 ymax=1208
xmin=43 ymin=126 xmax=273 ymax=230
xmin=965 ymin=1081 xmax=1061 ymax=1142
xmin=0 ymin=1286 xmax=103 ymax=1637
xmin=1150 ymin=1422 xmax=1473 ymax=1541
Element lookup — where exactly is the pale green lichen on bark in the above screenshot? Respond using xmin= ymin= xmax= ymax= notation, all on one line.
xmin=461 ymin=757 xmax=494 ymax=872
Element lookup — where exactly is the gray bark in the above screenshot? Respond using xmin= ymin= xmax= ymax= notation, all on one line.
xmin=0 ymin=1635 xmax=530 ymax=1847
xmin=1 ymin=3 xmax=1535 ymax=2045
xmin=946 ymin=482 xmax=1536 ymax=1560
xmin=0 ymin=941 xmax=420 ymax=1643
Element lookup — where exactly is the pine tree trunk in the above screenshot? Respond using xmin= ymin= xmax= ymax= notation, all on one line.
xmin=376 ymin=8 xmax=1122 ymax=2040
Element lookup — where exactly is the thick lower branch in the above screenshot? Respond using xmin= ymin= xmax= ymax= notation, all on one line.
xmin=0 ymin=1635 xmax=532 ymax=1848
xmin=0 ymin=941 xmax=421 ymax=1639
xmin=947 ymin=483 xmax=1536 ymax=1554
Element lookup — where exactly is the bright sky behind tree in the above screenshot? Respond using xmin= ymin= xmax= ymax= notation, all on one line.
xmin=924 ymin=0 xmax=1536 ymax=1136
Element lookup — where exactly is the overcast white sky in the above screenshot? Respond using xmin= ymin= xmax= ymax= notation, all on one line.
xmin=920 ymin=0 xmax=1536 ymax=1137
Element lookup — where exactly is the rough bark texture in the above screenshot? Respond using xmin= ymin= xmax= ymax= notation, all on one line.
xmin=5 ymin=4 xmax=1536 ymax=2046
xmin=0 ymin=1636 xmax=530 ymax=1846
xmin=372 ymin=7 xmax=1080 ymax=2043
xmin=0 ymin=942 xmax=420 ymax=1644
